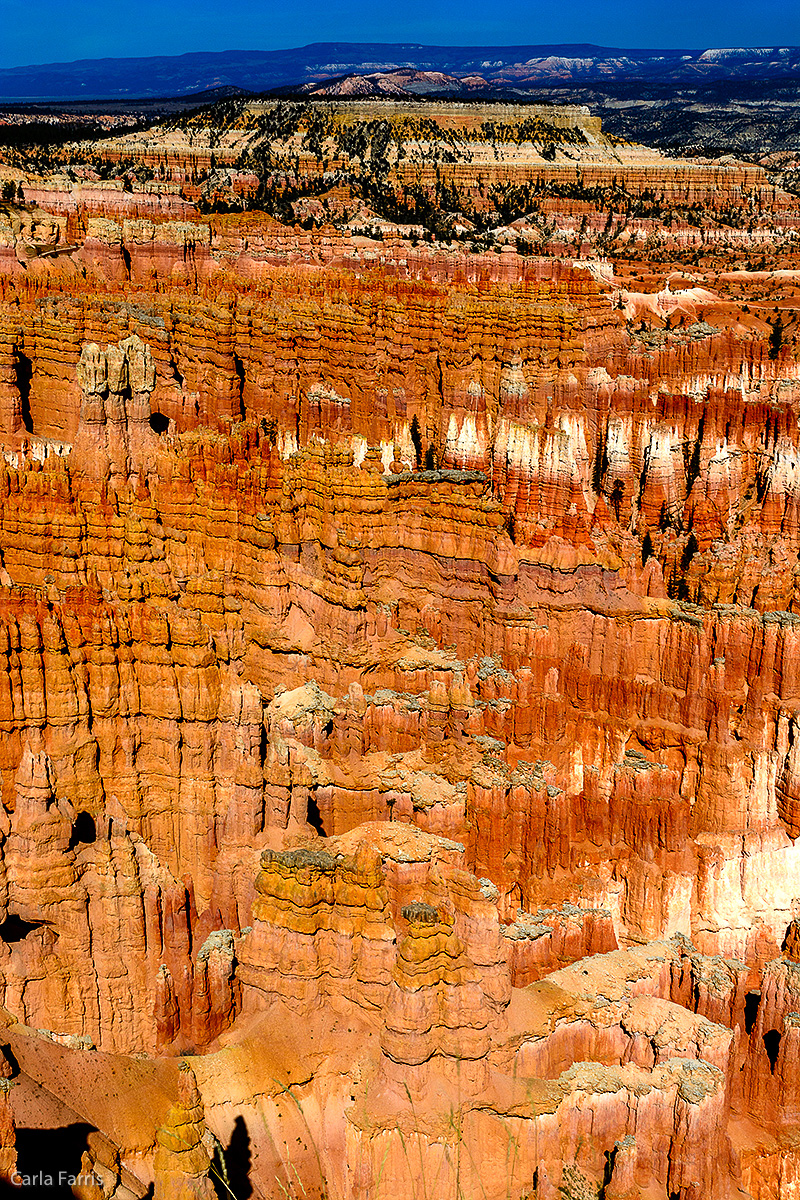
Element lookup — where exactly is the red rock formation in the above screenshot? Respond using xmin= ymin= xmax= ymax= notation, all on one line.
xmin=3 ymin=97 xmax=800 ymax=1197
xmin=502 ymin=902 xmax=618 ymax=985
xmin=0 ymin=1050 xmax=15 ymax=1185
xmin=238 ymin=842 xmax=395 ymax=1008
xmin=153 ymin=1064 xmax=216 ymax=1200
xmin=380 ymin=901 xmax=496 ymax=1075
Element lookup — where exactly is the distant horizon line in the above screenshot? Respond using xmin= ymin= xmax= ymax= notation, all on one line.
xmin=3 ymin=40 xmax=799 ymax=74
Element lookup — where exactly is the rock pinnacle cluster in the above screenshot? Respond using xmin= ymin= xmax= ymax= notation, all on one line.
xmin=0 ymin=95 xmax=800 ymax=1198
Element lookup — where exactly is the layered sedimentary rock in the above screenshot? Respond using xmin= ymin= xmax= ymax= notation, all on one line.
xmin=0 ymin=825 xmax=788 ymax=1200
xmin=153 ymin=1064 xmax=215 ymax=1200
xmin=2 ymin=97 xmax=800 ymax=1198
xmin=81 ymin=99 xmax=787 ymax=217
xmin=1 ymin=303 xmax=800 ymax=1050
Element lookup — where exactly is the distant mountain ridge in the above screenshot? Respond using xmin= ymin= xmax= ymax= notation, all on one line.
xmin=2 ymin=42 xmax=800 ymax=102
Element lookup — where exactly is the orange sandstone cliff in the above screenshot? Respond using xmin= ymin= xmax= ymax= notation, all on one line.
xmin=0 ymin=99 xmax=800 ymax=1198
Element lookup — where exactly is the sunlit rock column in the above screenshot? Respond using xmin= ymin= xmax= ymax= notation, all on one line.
xmin=72 ymin=343 xmax=109 ymax=484
xmin=153 ymin=1062 xmax=216 ymax=1200
xmin=121 ymin=333 xmax=159 ymax=477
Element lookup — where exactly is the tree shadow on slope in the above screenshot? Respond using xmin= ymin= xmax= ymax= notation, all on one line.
xmin=212 ymin=1114 xmax=253 ymax=1200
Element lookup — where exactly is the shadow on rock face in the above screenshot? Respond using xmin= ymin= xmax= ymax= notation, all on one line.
xmin=11 ymin=1122 xmax=94 ymax=1198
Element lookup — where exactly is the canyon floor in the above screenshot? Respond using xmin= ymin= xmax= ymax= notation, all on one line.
xmin=0 ymin=97 xmax=799 ymax=1199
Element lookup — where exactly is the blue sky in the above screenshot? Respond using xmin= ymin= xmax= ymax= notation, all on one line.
xmin=1 ymin=0 xmax=798 ymax=70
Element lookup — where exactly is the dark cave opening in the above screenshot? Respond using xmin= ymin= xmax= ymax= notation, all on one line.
xmin=233 ymin=352 xmax=246 ymax=412
xmin=0 ymin=914 xmax=45 ymax=943
xmin=15 ymin=351 xmax=33 ymax=434
xmin=149 ymin=411 xmax=170 ymax=434
xmin=409 ymin=414 xmax=423 ymax=466
xmin=69 ymin=812 xmax=97 ymax=849
xmin=306 ymin=794 xmax=327 ymax=837
xmin=744 ymin=991 xmax=760 ymax=1035
xmin=764 ymin=1028 xmax=782 ymax=1073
